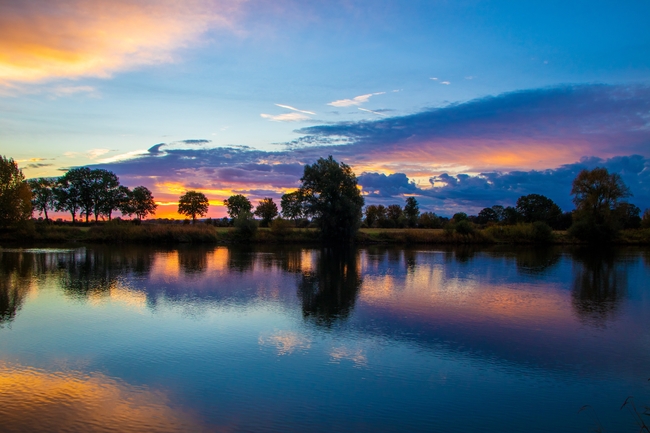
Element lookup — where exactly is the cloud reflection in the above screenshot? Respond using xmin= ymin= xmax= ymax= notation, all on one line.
xmin=0 ymin=362 xmax=201 ymax=433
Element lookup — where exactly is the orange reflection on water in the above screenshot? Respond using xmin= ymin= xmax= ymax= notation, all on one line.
xmin=359 ymin=264 xmax=571 ymax=328
xmin=0 ymin=362 xmax=202 ymax=433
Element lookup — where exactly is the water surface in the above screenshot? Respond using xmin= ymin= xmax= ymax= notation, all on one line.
xmin=1 ymin=245 xmax=649 ymax=432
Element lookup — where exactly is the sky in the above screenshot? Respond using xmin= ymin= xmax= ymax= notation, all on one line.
xmin=1 ymin=0 xmax=649 ymax=218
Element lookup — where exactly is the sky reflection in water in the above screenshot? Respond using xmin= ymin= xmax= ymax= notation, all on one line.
xmin=1 ymin=245 xmax=649 ymax=432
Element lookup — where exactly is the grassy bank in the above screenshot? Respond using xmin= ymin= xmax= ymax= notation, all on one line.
xmin=1 ymin=221 xmax=649 ymax=245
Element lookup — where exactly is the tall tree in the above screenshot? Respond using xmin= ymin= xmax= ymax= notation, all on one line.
xmin=386 ymin=204 xmax=404 ymax=227
xmin=88 ymin=169 xmax=120 ymax=221
xmin=224 ymin=194 xmax=252 ymax=219
xmin=0 ymin=156 xmax=32 ymax=227
xmin=569 ymin=167 xmax=632 ymax=243
xmin=571 ymin=167 xmax=631 ymax=223
xmin=254 ymin=198 xmax=278 ymax=227
xmin=280 ymin=191 xmax=304 ymax=220
xmin=178 ymin=191 xmax=209 ymax=223
xmin=404 ymin=197 xmax=420 ymax=228
xmin=58 ymin=167 xmax=94 ymax=222
xmin=364 ymin=205 xmax=381 ymax=227
xmin=298 ymin=156 xmax=364 ymax=243
xmin=28 ymin=177 xmax=56 ymax=221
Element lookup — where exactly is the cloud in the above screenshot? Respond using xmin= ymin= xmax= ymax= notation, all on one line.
xmin=50 ymin=85 xmax=98 ymax=97
xmin=24 ymin=163 xmax=53 ymax=169
xmin=0 ymin=0 xmax=241 ymax=85
xmin=298 ymin=84 xmax=650 ymax=172
xmin=358 ymin=172 xmax=418 ymax=197
xmin=441 ymin=81 xmax=450 ymax=85
xmin=358 ymin=107 xmax=386 ymax=116
xmin=327 ymin=92 xmax=385 ymax=107
xmin=275 ymin=104 xmax=316 ymax=115
xmin=64 ymin=148 xmax=111 ymax=160
xmin=261 ymin=112 xmax=311 ymax=122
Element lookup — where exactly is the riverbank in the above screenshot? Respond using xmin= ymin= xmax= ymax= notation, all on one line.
xmin=2 ymin=221 xmax=650 ymax=245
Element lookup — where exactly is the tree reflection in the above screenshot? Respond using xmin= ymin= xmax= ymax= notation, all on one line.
xmin=177 ymin=246 xmax=209 ymax=276
xmin=571 ymin=248 xmax=627 ymax=325
xmin=0 ymin=251 xmax=34 ymax=326
xmin=297 ymin=247 xmax=362 ymax=326
xmin=58 ymin=247 xmax=154 ymax=299
xmin=227 ymin=246 xmax=255 ymax=273
xmin=514 ymin=247 xmax=562 ymax=276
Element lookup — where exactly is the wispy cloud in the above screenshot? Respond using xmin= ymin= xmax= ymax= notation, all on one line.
xmin=261 ymin=112 xmax=311 ymax=122
xmin=440 ymin=81 xmax=451 ymax=85
xmin=327 ymin=92 xmax=385 ymax=107
xmin=0 ymin=0 xmax=241 ymax=86
xmin=64 ymin=148 xmax=111 ymax=160
xmin=275 ymin=104 xmax=316 ymax=115
xmin=358 ymin=107 xmax=387 ymax=116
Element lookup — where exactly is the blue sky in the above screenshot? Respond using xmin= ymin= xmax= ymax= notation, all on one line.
xmin=1 ymin=0 xmax=648 ymax=217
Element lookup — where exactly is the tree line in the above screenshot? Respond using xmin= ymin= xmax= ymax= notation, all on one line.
xmin=1 ymin=154 xmax=648 ymax=244
xmin=0 ymin=157 xmax=157 ymax=225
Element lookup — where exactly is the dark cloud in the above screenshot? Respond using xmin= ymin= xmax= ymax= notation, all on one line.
xmin=25 ymin=163 xmax=53 ymax=169
xmin=358 ymin=172 xmax=418 ymax=197
xmin=294 ymin=84 xmax=650 ymax=162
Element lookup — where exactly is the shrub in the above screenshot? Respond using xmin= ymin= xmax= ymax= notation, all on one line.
xmin=270 ymin=218 xmax=292 ymax=237
xmin=454 ymin=220 xmax=474 ymax=236
xmin=233 ymin=212 xmax=258 ymax=239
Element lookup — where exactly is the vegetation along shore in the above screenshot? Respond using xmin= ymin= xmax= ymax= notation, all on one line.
xmin=1 ymin=154 xmax=649 ymax=246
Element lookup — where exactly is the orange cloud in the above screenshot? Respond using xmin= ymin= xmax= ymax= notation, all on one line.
xmin=0 ymin=0 xmax=242 ymax=85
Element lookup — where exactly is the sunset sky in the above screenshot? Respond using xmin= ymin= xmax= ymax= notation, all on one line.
xmin=1 ymin=0 xmax=649 ymax=218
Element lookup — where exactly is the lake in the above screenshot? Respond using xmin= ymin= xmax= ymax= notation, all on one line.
xmin=1 ymin=244 xmax=649 ymax=432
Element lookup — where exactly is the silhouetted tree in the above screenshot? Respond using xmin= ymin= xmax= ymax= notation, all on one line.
xmin=178 ymin=191 xmax=209 ymax=223
xmin=477 ymin=207 xmax=499 ymax=224
xmin=387 ymin=204 xmax=404 ymax=227
xmin=254 ymin=197 xmax=278 ymax=227
xmin=516 ymin=194 xmax=563 ymax=227
xmin=224 ymin=194 xmax=252 ymax=219
xmin=418 ymin=211 xmax=441 ymax=228
xmin=298 ymin=156 xmax=364 ymax=243
xmin=364 ymin=205 xmax=381 ymax=227
xmin=614 ymin=202 xmax=641 ymax=229
xmin=570 ymin=168 xmax=632 ymax=243
xmin=404 ymin=197 xmax=420 ymax=227
xmin=121 ymin=186 xmax=157 ymax=220
xmin=0 ymin=156 xmax=32 ymax=228
xmin=28 ymin=177 xmax=56 ymax=221
xmin=280 ymin=191 xmax=304 ymax=220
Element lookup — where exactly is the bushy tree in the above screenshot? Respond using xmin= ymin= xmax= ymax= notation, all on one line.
xmin=452 ymin=212 xmax=468 ymax=222
xmin=254 ymin=197 xmax=278 ymax=227
xmin=570 ymin=167 xmax=632 ymax=243
xmin=387 ymin=204 xmax=404 ymax=228
xmin=298 ymin=156 xmax=364 ymax=243
xmin=178 ymin=191 xmax=209 ymax=223
xmin=516 ymin=194 xmax=563 ymax=227
xmin=280 ymin=191 xmax=304 ymax=220
xmin=613 ymin=202 xmax=641 ymax=229
xmin=0 ymin=156 xmax=32 ymax=227
xmin=88 ymin=169 xmax=120 ymax=221
xmin=224 ymin=194 xmax=252 ymax=219
xmin=54 ymin=168 xmax=87 ymax=222
xmin=121 ymin=186 xmax=157 ymax=221
xmin=571 ymin=167 xmax=631 ymax=222
xmin=404 ymin=197 xmax=420 ymax=228
xmin=28 ymin=177 xmax=56 ymax=221
xmin=418 ymin=211 xmax=441 ymax=228
xmin=477 ymin=207 xmax=499 ymax=224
